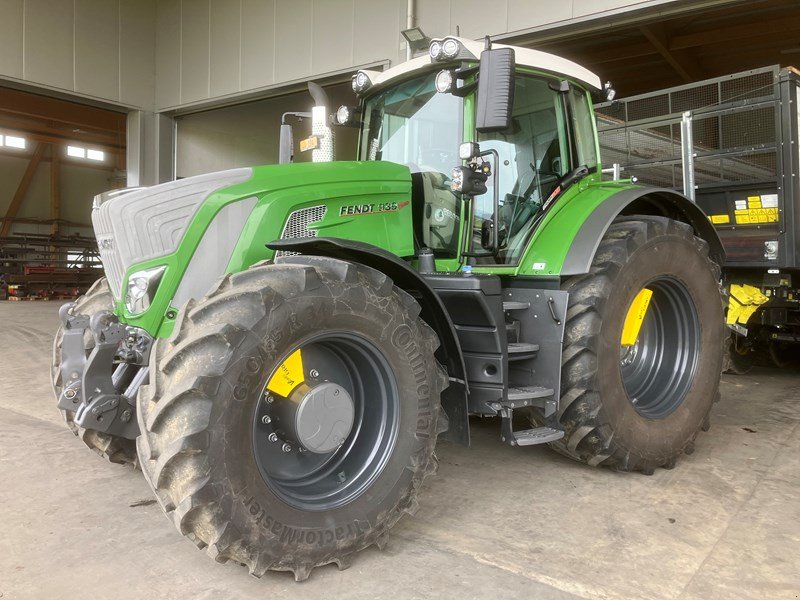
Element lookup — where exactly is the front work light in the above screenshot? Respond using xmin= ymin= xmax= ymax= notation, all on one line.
xmin=451 ymin=165 xmax=489 ymax=197
xmin=125 ymin=266 xmax=166 ymax=315
xmin=429 ymin=37 xmax=464 ymax=62
xmin=435 ymin=69 xmax=454 ymax=93
xmin=429 ymin=40 xmax=443 ymax=61
xmin=442 ymin=38 xmax=459 ymax=58
xmin=351 ymin=71 xmax=372 ymax=94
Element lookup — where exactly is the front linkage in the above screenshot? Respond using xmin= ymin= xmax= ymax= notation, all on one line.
xmin=56 ymin=302 xmax=150 ymax=440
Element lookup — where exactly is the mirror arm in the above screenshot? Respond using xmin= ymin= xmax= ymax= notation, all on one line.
xmin=484 ymin=148 xmax=501 ymax=255
xmin=450 ymin=81 xmax=477 ymax=98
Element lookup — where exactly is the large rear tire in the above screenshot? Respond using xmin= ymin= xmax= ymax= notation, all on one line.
xmin=52 ymin=278 xmax=138 ymax=466
xmin=552 ymin=216 xmax=723 ymax=473
xmin=136 ymin=257 xmax=447 ymax=580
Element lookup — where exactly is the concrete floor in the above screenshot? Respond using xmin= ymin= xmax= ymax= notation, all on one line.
xmin=1 ymin=302 xmax=799 ymax=600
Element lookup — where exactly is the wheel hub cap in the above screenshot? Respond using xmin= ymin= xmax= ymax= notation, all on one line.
xmin=274 ymin=382 xmax=354 ymax=454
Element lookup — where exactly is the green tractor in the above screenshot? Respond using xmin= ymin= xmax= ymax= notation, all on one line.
xmin=53 ymin=36 xmax=724 ymax=580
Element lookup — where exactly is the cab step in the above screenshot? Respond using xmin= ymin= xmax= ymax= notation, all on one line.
xmin=508 ymin=342 xmax=539 ymax=360
xmin=509 ymin=427 xmax=564 ymax=446
xmin=508 ymin=385 xmax=553 ymax=402
xmin=503 ymin=301 xmax=530 ymax=311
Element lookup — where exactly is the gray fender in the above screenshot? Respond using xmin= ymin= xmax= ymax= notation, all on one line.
xmin=268 ymin=237 xmax=470 ymax=446
xmin=561 ymin=186 xmax=725 ymax=276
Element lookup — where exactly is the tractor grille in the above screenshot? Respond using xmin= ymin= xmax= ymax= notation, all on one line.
xmin=275 ymin=205 xmax=327 ymax=257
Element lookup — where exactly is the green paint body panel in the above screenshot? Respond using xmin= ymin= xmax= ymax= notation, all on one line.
xmin=116 ymin=161 xmax=415 ymax=338
xmin=108 ymin=65 xmax=644 ymax=340
xmin=474 ymin=179 xmax=637 ymax=277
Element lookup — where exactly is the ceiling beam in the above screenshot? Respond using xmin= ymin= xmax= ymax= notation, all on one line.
xmin=1 ymin=143 xmax=46 ymax=236
xmin=0 ymin=88 xmax=126 ymax=135
xmin=0 ymin=113 xmax=125 ymax=151
xmin=640 ymin=24 xmax=703 ymax=83
xmin=669 ymin=14 xmax=800 ymax=51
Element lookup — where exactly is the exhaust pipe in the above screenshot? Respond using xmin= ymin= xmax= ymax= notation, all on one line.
xmin=276 ymin=83 xmax=334 ymax=164
xmin=308 ymin=82 xmax=334 ymax=163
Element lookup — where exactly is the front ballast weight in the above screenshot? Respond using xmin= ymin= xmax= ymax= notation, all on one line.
xmin=57 ymin=302 xmax=150 ymax=440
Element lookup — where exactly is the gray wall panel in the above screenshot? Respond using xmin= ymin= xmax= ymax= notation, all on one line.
xmin=24 ymin=0 xmax=74 ymax=91
xmin=573 ymin=0 xmax=650 ymax=17
xmin=416 ymin=0 xmax=451 ymax=38
xmin=0 ymin=0 xmax=155 ymax=109
xmin=120 ymin=0 xmax=156 ymax=109
xmin=352 ymin=0 xmax=401 ymax=67
xmin=0 ymin=0 xmax=24 ymax=78
xmin=75 ymin=0 xmax=120 ymax=100
xmin=507 ymin=0 xmax=571 ymax=29
xmin=210 ymin=0 xmax=241 ymax=96
xmin=312 ymin=0 xmax=355 ymax=74
xmin=241 ymin=0 xmax=275 ymax=90
xmin=275 ymin=0 xmax=313 ymax=82
xmin=453 ymin=0 xmax=508 ymax=40
xmin=180 ymin=0 xmax=211 ymax=103
xmin=156 ymin=0 xmax=182 ymax=109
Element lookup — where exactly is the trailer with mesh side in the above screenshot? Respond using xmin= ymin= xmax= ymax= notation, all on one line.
xmin=596 ymin=66 xmax=800 ymax=370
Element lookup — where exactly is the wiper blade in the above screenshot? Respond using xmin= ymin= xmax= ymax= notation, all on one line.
xmin=541 ymin=165 xmax=590 ymax=211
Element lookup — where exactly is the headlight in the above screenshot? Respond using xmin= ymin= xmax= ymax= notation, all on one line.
xmin=125 ymin=266 xmax=166 ymax=315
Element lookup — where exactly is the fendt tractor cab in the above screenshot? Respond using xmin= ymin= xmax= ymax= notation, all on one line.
xmin=53 ymin=37 xmax=724 ymax=580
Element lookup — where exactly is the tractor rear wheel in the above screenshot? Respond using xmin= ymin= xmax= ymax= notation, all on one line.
xmin=136 ymin=256 xmax=447 ymax=580
xmin=52 ymin=278 xmax=138 ymax=466
xmin=553 ymin=216 xmax=723 ymax=473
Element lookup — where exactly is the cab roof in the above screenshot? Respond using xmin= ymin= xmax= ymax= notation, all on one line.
xmin=362 ymin=36 xmax=602 ymax=93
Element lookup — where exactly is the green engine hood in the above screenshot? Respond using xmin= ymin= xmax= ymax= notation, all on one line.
xmin=117 ymin=161 xmax=414 ymax=338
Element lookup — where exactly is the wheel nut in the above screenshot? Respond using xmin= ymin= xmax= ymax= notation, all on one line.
xmin=310 ymin=369 xmax=319 ymax=378
xmin=281 ymin=443 xmax=292 ymax=453
xmin=268 ymin=433 xmax=278 ymax=442
xmin=261 ymin=415 xmax=271 ymax=425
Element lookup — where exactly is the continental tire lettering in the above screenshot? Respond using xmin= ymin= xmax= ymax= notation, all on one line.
xmin=391 ymin=324 xmax=432 ymax=437
xmin=241 ymin=495 xmax=367 ymax=544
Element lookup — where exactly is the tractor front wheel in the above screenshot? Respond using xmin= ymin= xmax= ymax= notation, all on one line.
xmin=136 ymin=256 xmax=447 ymax=580
xmin=553 ymin=216 xmax=723 ymax=473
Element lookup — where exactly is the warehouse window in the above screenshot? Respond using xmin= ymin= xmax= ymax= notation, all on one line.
xmin=0 ymin=134 xmax=26 ymax=149
xmin=67 ymin=145 xmax=105 ymax=161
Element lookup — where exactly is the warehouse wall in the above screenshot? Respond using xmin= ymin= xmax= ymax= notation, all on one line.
xmin=176 ymin=83 xmax=357 ymax=177
xmin=0 ymin=0 xmax=156 ymax=110
xmin=155 ymin=0 xmax=681 ymax=112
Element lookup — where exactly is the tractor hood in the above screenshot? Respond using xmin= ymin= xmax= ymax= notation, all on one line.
xmin=93 ymin=160 xmax=414 ymax=337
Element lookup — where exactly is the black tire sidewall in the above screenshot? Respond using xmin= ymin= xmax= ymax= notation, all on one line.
xmin=595 ymin=232 xmax=723 ymax=458
xmin=209 ymin=284 xmax=438 ymax=557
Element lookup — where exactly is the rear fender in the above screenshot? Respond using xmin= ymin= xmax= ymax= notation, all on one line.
xmin=268 ymin=237 xmax=470 ymax=446
xmin=561 ymin=186 xmax=725 ymax=276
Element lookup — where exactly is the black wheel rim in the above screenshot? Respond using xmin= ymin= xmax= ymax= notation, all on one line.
xmin=252 ymin=332 xmax=399 ymax=512
xmin=619 ymin=277 xmax=700 ymax=419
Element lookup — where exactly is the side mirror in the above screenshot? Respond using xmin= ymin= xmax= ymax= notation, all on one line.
xmin=475 ymin=48 xmax=515 ymax=133
xmin=278 ymin=123 xmax=294 ymax=164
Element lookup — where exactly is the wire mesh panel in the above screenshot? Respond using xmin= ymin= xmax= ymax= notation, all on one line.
xmin=596 ymin=66 xmax=781 ymax=192
xmin=596 ymin=66 xmax=788 ymax=267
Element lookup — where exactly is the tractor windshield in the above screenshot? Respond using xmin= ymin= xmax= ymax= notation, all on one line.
xmin=360 ymin=73 xmax=463 ymax=257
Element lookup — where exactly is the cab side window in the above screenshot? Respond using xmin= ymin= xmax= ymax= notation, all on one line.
xmin=568 ymin=87 xmax=598 ymax=171
xmin=476 ymin=75 xmax=568 ymax=263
